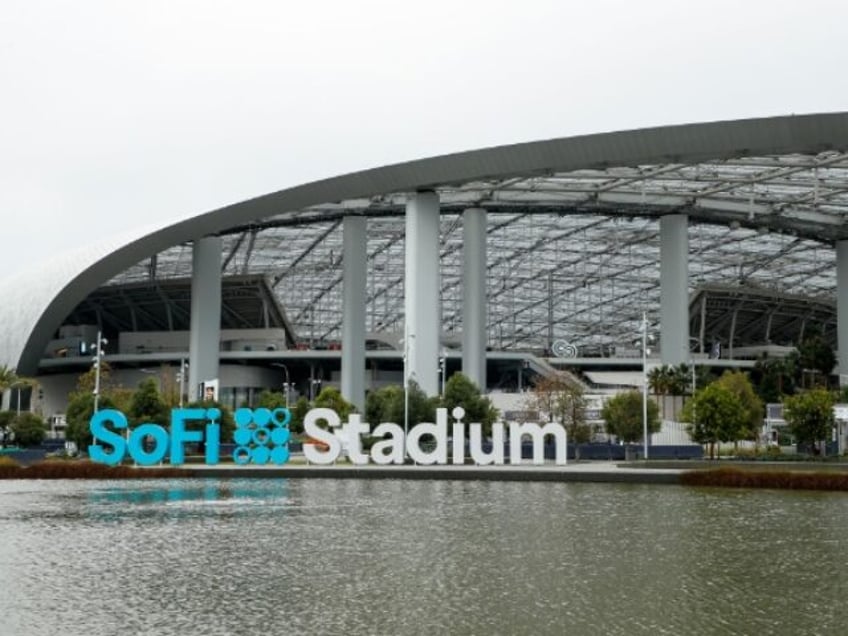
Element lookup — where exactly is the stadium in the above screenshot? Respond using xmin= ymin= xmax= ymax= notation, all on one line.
xmin=2 ymin=112 xmax=847 ymax=441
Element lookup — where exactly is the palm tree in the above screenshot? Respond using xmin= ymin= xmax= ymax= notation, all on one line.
xmin=647 ymin=366 xmax=664 ymax=398
xmin=0 ymin=365 xmax=38 ymax=413
xmin=0 ymin=364 xmax=17 ymax=391
xmin=668 ymin=363 xmax=692 ymax=420
xmin=648 ymin=365 xmax=674 ymax=419
xmin=0 ymin=365 xmax=17 ymax=409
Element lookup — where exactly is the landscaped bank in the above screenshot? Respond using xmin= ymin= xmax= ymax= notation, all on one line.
xmin=0 ymin=458 xmax=185 ymax=479
xmin=6 ymin=457 xmax=848 ymax=492
xmin=680 ymin=466 xmax=848 ymax=491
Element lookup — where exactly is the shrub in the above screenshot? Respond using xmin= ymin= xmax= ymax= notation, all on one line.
xmin=10 ymin=412 xmax=47 ymax=447
xmin=0 ymin=455 xmax=20 ymax=468
xmin=681 ymin=467 xmax=848 ymax=491
xmin=0 ymin=460 xmax=186 ymax=480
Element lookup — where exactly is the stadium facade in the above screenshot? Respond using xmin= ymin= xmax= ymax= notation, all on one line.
xmin=2 ymin=112 xmax=848 ymax=433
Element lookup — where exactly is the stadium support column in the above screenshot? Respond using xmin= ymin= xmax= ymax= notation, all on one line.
xmin=463 ymin=208 xmax=487 ymax=391
xmin=405 ymin=191 xmax=440 ymax=396
xmin=660 ymin=215 xmax=689 ymax=366
xmin=838 ymin=241 xmax=848 ymax=385
xmin=188 ymin=236 xmax=222 ymax=401
xmin=341 ymin=216 xmax=367 ymax=412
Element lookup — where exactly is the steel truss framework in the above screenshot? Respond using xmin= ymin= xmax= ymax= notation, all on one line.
xmin=104 ymin=151 xmax=848 ymax=358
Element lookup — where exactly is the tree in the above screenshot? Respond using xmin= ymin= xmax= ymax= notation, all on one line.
xmin=797 ymin=327 xmax=836 ymax=387
xmin=669 ymin=364 xmax=693 ymax=398
xmin=290 ymin=396 xmax=309 ymax=435
xmin=0 ymin=364 xmax=38 ymax=412
xmin=109 ymin=388 xmax=135 ymax=415
xmin=314 ymin=386 xmax=356 ymax=420
xmin=255 ymin=389 xmax=303 ymax=431
xmin=442 ymin=373 xmax=498 ymax=436
xmin=602 ymin=390 xmax=660 ymax=444
xmin=75 ymin=361 xmax=111 ymax=393
xmin=366 ymin=385 xmax=404 ymax=426
xmin=647 ymin=364 xmax=695 ymax=419
xmin=680 ymin=383 xmax=747 ymax=459
xmin=64 ymin=361 xmax=130 ymax=450
xmin=783 ymin=389 xmax=835 ymax=452
xmin=751 ymin=356 xmax=797 ymax=404
xmin=648 ymin=366 xmax=672 ymax=418
xmin=257 ymin=390 xmax=288 ymax=411
xmin=0 ymin=365 xmax=17 ymax=393
xmin=713 ymin=370 xmax=763 ymax=443
xmin=10 ymin=412 xmax=47 ymax=447
xmin=525 ymin=374 xmax=589 ymax=442
xmin=65 ymin=391 xmax=118 ymax=450
xmin=407 ymin=382 xmax=440 ymax=427
xmin=157 ymin=364 xmax=183 ymax=408
xmin=129 ymin=378 xmax=169 ymax=427
xmin=365 ymin=381 xmax=438 ymax=429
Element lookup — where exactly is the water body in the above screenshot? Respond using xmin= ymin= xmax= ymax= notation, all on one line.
xmin=1 ymin=478 xmax=846 ymax=635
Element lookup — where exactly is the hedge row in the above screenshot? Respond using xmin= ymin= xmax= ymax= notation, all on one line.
xmin=681 ymin=467 xmax=848 ymax=491
xmin=0 ymin=458 xmax=186 ymax=479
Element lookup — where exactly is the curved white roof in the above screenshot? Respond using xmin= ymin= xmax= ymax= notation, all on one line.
xmin=2 ymin=112 xmax=848 ymax=373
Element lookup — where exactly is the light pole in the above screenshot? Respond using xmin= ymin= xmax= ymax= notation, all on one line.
xmin=688 ymin=337 xmax=700 ymax=433
xmin=641 ymin=314 xmax=648 ymax=460
xmin=92 ymin=331 xmax=108 ymax=414
xmin=403 ymin=333 xmax=416 ymax=442
xmin=439 ymin=350 xmax=447 ymax=397
xmin=178 ymin=359 xmax=187 ymax=408
xmin=272 ymin=362 xmax=291 ymax=408
xmin=687 ymin=360 xmax=697 ymax=440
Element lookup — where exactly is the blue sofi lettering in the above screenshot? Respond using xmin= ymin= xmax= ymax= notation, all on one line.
xmin=89 ymin=409 xmax=128 ymax=466
xmin=169 ymin=408 xmax=206 ymax=465
xmin=205 ymin=419 xmax=221 ymax=465
xmin=128 ymin=423 xmax=169 ymax=466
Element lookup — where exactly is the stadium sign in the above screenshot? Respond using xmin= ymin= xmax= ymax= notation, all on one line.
xmin=88 ymin=407 xmax=567 ymax=466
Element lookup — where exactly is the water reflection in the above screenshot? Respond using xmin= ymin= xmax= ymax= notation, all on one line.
xmin=81 ymin=480 xmax=293 ymax=523
xmin=1 ymin=479 xmax=847 ymax=635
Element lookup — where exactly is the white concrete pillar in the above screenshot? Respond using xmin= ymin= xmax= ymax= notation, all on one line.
xmin=188 ymin=236 xmax=222 ymax=401
xmin=404 ymin=191 xmax=440 ymax=396
xmin=837 ymin=241 xmax=848 ymax=384
xmin=341 ymin=216 xmax=367 ymax=411
xmin=462 ymin=208 xmax=487 ymax=391
xmin=660 ymin=215 xmax=689 ymax=366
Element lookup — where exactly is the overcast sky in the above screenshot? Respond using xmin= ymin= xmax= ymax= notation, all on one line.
xmin=2 ymin=0 xmax=846 ymax=279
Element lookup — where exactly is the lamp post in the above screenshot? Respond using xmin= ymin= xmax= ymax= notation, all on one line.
xmin=403 ymin=334 xmax=416 ymax=440
xmin=309 ymin=378 xmax=321 ymax=404
xmin=272 ymin=363 xmax=291 ymax=408
xmin=89 ymin=331 xmax=108 ymax=449
xmin=439 ymin=350 xmax=447 ymax=397
xmin=641 ymin=315 xmax=648 ymax=460
xmin=281 ymin=364 xmax=290 ymax=409
xmin=178 ymin=359 xmax=187 ymax=408
xmin=92 ymin=331 xmax=108 ymax=414
xmin=688 ymin=337 xmax=700 ymax=434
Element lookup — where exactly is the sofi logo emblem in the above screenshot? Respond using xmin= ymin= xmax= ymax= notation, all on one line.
xmin=88 ymin=407 xmax=291 ymax=466
xmin=232 ymin=407 xmax=291 ymax=465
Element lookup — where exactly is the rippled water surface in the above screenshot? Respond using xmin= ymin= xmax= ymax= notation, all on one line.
xmin=1 ymin=478 xmax=848 ymax=635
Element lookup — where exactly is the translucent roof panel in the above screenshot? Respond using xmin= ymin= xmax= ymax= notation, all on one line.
xmin=107 ymin=149 xmax=847 ymax=356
